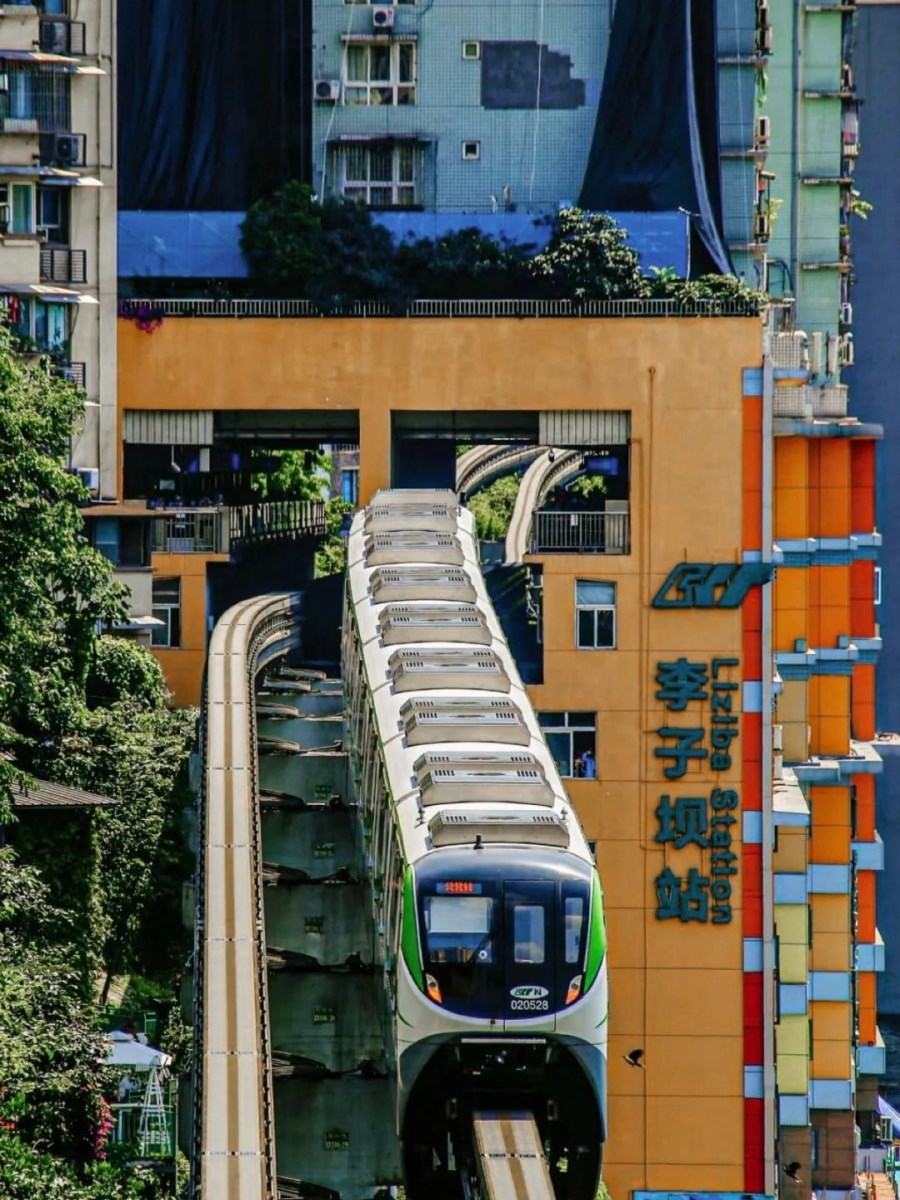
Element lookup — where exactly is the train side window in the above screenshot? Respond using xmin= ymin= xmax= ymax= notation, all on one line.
xmin=513 ymin=905 xmax=545 ymax=964
xmin=564 ymin=897 xmax=584 ymax=963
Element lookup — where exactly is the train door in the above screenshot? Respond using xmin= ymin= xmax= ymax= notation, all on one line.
xmin=503 ymin=881 xmax=556 ymax=1031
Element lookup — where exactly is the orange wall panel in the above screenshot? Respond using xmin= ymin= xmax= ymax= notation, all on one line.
xmin=852 ymin=665 xmax=876 ymax=742
xmin=850 ymin=441 xmax=876 ymax=529
xmin=854 ymin=775 xmax=876 ymax=841
xmin=858 ymin=871 xmax=876 ymax=942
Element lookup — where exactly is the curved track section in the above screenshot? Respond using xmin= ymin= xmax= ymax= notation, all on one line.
xmin=197 ymin=592 xmax=302 ymax=1200
xmin=456 ymin=443 xmax=543 ymax=496
xmin=504 ymin=449 xmax=582 ymax=564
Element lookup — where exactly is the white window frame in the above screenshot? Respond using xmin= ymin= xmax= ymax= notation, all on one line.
xmin=151 ymin=578 xmax=181 ymax=648
xmin=0 ymin=181 xmax=34 ymax=234
xmin=343 ymin=40 xmax=416 ymax=107
xmin=575 ymin=580 xmax=616 ymax=649
xmin=340 ymin=141 xmax=419 ymax=208
xmin=461 ymin=140 xmax=481 ymax=161
xmin=462 ymin=40 xmax=481 ymax=60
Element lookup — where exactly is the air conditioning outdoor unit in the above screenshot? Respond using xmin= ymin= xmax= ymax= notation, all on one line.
xmin=52 ymin=133 xmax=82 ymax=165
xmin=313 ymin=78 xmax=341 ymax=103
xmin=753 ymin=210 xmax=770 ymax=242
xmin=757 ymin=25 xmax=772 ymax=54
xmin=879 ymin=1116 xmax=893 ymax=1145
xmin=755 ymin=115 xmax=771 ymax=148
xmin=840 ymin=333 xmax=855 ymax=368
xmin=75 ymin=467 xmax=100 ymax=496
xmin=372 ymin=5 xmax=395 ymax=29
xmin=840 ymin=302 xmax=853 ymax=328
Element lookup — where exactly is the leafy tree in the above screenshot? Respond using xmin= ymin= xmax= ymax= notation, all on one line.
xmin=41 ymin=703 xmax=197 ymax=1002
xmin=315 ymin=497 xmax=355 ymax=578
xmin=240 ymin=181 xmax=327 ymax=298
xmin=0 ymin=329 xmax=128 ymax=754
xmin=0 ymin=1131 xmax=162 ymax=1200
xmin=528 ymin=208 xmax=645 ymax=301
xmin=569 ymin=474 xmax=607 ymax=502
xmin=644 ymin=266 xmax=765 ymax=309
xmin=85 ymin=637 xmax=168 ymax=712
xmin=396 ymin=228 xmax=530 ymax=300
xmin=466 ymin=474 xmax=521 ymax=541
xmin=0 ymin=849 xmax=109 ymax=1160
xmin=251 ymin=449 xmax=331 ymax=501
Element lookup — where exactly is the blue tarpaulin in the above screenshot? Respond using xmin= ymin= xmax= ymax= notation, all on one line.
xmin=118 ymin=210 xmax=691 ymax=280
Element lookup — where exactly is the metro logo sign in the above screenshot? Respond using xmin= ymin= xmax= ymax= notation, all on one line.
xmin=652 ymin=562 xmax=775 ymax=609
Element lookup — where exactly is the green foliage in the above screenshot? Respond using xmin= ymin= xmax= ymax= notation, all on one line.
xmin=85 ymin=638 xmax=168 ymax=712
xmin=241 ymin=189 xmax=765 ymax=313
xmin=849 ymin=190 xmax=873 ymax=220
xmin=0 ymin=1131 xmax=163 ymax=1200
xmin=467 ymin=474 xmax=521 ymax=541
xmin=316 ymin=497 xmax=355 ymax=578
xmin=528 ymin=209 xmax=645 ymax=300
xmin=0 ymin=328 xmax=128 ymax=744
xmin=43 ymin=703 xmax=197 ymax=989
xmin=0 ymin=849 xmax=109 ymax=1159
xmin=570 ymin=474 xmax=607 ymax=501
xmin=251 ymin=449 xmax=331 ymax=501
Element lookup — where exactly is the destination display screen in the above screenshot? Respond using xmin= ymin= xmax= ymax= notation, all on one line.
xmin=435 ymin=881 xmax=482 ymax=895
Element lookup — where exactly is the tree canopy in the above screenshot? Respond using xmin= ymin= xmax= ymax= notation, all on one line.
xmin=241 ymin=189 xmax=766 ymax=312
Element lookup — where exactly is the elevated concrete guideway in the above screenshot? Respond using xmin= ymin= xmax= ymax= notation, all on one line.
xmin=504 ymin=449 xmax=582 ymax=564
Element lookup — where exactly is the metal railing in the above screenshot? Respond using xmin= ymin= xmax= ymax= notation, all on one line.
xmin=773 ymin=383 xmax=848 ymax=419
xmin=121 ymin=296 xmax=764 ymax=321
xmin=40 ymin=246 xmax=87 ymax=284
xmin=228 ymin=500 xmax=327 ymax=548
xmin=151 ymin=512 xmax=223 ymax=555
xmin=109 ymin=1101 xmax=177 ymax=1159
xmin=529 ymin=509 xmax=630 ymax=555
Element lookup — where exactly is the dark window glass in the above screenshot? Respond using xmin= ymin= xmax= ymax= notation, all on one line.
xmin=423 ymin=895 xmax=494 ymax=964
xmin=513 ymin=904 xmax=545 ymax=964
xmin=565 ymin=897 xmax=584 ymax=963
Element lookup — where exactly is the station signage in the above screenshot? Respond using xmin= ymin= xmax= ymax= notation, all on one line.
xmin=652 ymin=657 xmax=741 ymax=925
xmin=652 ymin=562 xmax=774 ymax=608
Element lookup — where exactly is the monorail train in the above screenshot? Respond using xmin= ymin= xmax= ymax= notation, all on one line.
xmin=342 ymin=489 xmax=608 ymax=1200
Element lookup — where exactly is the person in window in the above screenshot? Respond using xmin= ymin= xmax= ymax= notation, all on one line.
xmin=573 ymin=756 xmax=585 ymax=778
xmin=582 ymin=749 xmax=597 ymax=779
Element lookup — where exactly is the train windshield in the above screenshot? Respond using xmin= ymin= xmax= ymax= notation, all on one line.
xmin=423 ymin=895 xmax=495 ymax=964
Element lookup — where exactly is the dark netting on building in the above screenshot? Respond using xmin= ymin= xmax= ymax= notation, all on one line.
xmin=579 ymin=0 xmax=732 ymax=276
xmin=118 ymin=0 xmax=311 ymax=210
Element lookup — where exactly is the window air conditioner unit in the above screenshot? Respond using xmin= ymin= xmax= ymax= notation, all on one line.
xmin=372 ymin=6 xmax=395 ymax=29
xmin=75 ymin=467 xmax=100 ymax=496
xmin=53 ymin=133 xmax=81 ymax=165
xmin=313 ymin=78 xmax=341 ymax=103
xmin=840 ymin=333 xmax=854 ymax=368
xmin=755 ymin=115 xmax=771 ymax=148
xmin=840 ymin=302 xmax=853 ymax=328
xmin=753 ymin=210 xmax=770 ymax=242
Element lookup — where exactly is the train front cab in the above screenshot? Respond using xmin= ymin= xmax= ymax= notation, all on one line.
xmin=398 ymin=848 xmax=607 ymax=1200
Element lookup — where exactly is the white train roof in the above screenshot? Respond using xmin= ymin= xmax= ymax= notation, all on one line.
xmin=346 ymin=492 xmax=594 ymax=870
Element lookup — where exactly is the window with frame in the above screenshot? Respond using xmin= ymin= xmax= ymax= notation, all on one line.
xmin=340 ymin=141 xmax=419 ymax=207
xmin=575 ymin=580 xmax=615 ymax=649
xmin=152 ymin=578 xmax=181 ymax=648
xmin=537 ymin=711 xmax=596 ymax=779
xmin=0 ymin=182 xmax=34 ymax=234
xmin=344 ymin=41 xmax=415 ymax=106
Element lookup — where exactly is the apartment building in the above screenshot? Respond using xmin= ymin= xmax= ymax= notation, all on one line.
xmin=0 ymin=0 xmax=116 ymax=499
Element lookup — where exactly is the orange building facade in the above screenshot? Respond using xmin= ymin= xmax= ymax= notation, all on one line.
xmin=111 ymin=307 xmax=881 ymax=1198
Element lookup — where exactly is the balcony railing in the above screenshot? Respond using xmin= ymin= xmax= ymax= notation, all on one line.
xmin=120 ymin=296 xmax=764 ymax=321
xmin=109 ymin=1102 xmax=177 ymax=1159
xmin=151 ymin=511 xmax=223 ymax=555
xmin=529 ymin=509 xmax=630 ymax=555
xmin=41 ymin=246 xmax=87 ymax=284
xmin=773 ymin=384 xmax=848 ymax=419
xmin=229 ymin=500 xmax=327 ymax=548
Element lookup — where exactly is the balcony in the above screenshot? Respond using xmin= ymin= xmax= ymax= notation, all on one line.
xmin=774 ymin=384 xmax=848 ymax=419
xmin=151 ymin=510 xmax=223 ymax=555
xmin=528 ymin=509 xmax=630 ymax=556
xmin=40 ymin=245 xmax=86 ymax=284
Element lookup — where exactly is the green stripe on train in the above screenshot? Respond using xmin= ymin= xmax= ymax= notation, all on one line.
xmin=583 ymin=872 xmax=606 ymax=991
xmin=401 ymin=866 xmax=423 ymax=990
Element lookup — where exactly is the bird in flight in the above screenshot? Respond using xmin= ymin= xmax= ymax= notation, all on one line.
xmin=623 ymin=1048 xmax=644 ymax=1068
xmin=784 ymin=1162 xmax=802 ymax=1184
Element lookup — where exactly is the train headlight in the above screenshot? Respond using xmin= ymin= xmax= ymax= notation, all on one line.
xmin=565 ymin=974 xmax=583 ymax=1005
xmin=425 ymin=973 xmax=443 ymax=1004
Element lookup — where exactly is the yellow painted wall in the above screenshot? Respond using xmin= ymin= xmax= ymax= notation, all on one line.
xmin=150 ymin=551 xmax=227 ymax=707
xmin=119 ymin=314 xmax=763 ymax=1195
xmin=777 ymin=1014 xmax=811 ymax=1093
xmin=774 ymin=829 xmax=808 ymax=874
